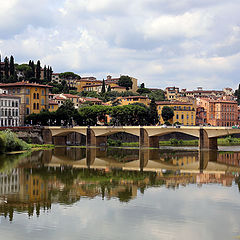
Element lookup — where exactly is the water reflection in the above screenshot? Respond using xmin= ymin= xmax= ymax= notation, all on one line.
xmin=0 ymin=147 xmax=240 ymax=222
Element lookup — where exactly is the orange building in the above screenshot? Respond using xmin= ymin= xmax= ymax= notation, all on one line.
xmin=114 ymin=96 xmax=150 ymax=106
xmin=0 ymin=82 xmax=51 ymax=123
xmin=198 ymin=98 xmax=238 ymax=127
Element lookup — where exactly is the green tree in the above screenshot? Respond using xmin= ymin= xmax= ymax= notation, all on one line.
xmin=118 ymin=75 xmax=133 ymax=90
xmin=56 ymin=100 xmax=79 ymax=126
xmin=237 ymin=84 xmax=240 ymax=105
xmin=4 ymin=57 xmax=9 ymax=80
xmin=59 ymin=72 xmax=81 ymax=80
xmin=149 ymin=89 xmax=165 ymax=101
xmin=101 ymin=79 xmax=106 ymax=94
xmin=161 ymin=106 xmax=174 ymax=123
xmin=49 ymin=67 xmax=53 ymax=81
xmin=43 ymin=65 xmax=47 ymax=80
xmin=107 ymin=85 xmax=111 ymax=92
xmin=36 ymin=60 xmax=41 ymax=81
xmin=0 ymin=54 xmax=2 ymax=82
xmin=149 ymin=98 xmax=159 ymax=125
xmin=9 ymin=55 xmax=15 ymax=76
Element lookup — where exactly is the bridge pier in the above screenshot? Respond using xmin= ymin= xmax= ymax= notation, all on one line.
xmin=86 ymin=127 xmax=107 ymax=147
xmin=42 ymin=129 xmax=53 ymax=144
xmin=199 ymin=128 xmax=218 ymax=150
xmin=86 ymin=148 xmax=96 ymax=168
xmin=139 ymin=149 xmax=149 ymax=171
xmin=140 ymin=128 xmax=159 ymax=148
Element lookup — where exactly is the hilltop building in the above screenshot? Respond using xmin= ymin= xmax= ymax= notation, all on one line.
xmin=197 ymin=98 xmax=238 ymax=127
xmin=156 ymin=101 xmax=196 ymax=126
xmin=0 ymin=89 xmax=20 ymax=127
xmin=0 ymin=82 xmax=51 ymax=124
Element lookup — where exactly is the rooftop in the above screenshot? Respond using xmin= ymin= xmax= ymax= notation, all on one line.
xmin=0 ymin=82 xmax=52 ymax=88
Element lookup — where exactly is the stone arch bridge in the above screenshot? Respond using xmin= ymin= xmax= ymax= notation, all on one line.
xmin=42 ymin=126 xmax=240 ymax=150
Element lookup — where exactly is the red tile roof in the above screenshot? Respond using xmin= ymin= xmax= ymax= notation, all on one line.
xmin=0 ymin=82 xmax=52 ymax=88
xmin=155 ymin=101 xmax=192 ymax=105
xmin=62 ymin=94 xmax=79 ymax=98
xmin=0 ymin=94 xmax=20 ymax=98
xmin=49 ymin=100 xmax=58 ymax=105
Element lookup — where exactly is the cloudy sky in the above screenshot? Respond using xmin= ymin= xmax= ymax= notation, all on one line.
xmin=1 ymin=0 xmax=240 ymax=90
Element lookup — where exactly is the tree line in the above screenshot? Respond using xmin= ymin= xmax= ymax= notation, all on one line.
xmin=25 ymin=99 xmax=161 ymax=126
xmin=0 ymin=54 xmax=53 ymax=84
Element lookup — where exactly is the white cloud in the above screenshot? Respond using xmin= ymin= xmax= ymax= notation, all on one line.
xmin=0 ymin=0 xmax=240 ymax=89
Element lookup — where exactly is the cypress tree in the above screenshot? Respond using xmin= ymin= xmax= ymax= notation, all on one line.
xmin=49 ymin=66 xmax=53 ymax=81
xmin=44 ymin=65 xmax=47 ymax=80
xmin=4 ymin=57 xmax=9 ymax=80
xmin=101 ymin=79 xmax=106 ymax=94
xmin=0 ymin=54 xmax=2 ymax=82
xmin=31 ymin=60 xmax=35 ymax=78
xmin=36 ymin=60 xmax=41 ymax=81
xmin=149 ymin=98 xmax=159 ymax=125
xmin=107 ymin=85 xmax=111 ymax=92
xmin=9 ymin=55 xmax=15 ymax=76
xmin=237 ymin=84 xmax=240 ymax=105
xmin=47 ymin=66 xmax=50 ymax=81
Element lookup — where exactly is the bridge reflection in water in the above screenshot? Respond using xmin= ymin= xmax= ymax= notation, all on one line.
xmin=0 ymin=147 xmax=240 ymax=221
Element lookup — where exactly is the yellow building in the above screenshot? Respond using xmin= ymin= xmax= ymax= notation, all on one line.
xmin=0 ymin=82 xmax=51 ymax=124
xmin=165 ymin=87 xmax=180 ymax=100
xmin=156 ymin=101 xmax=196 ymax=125
xmin=114 ymin=96 xmax=150 ymax=106
xmin=106 ymin=75 xmax=138 ymax=93
xmin=49 ymin=100 xmax=59 ymax=112
xmin=75 ymin=77 xmax=102 ymax=92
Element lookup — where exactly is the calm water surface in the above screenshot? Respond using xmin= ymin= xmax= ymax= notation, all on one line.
xmin=0 ymin=147 xmax=240 ymax=240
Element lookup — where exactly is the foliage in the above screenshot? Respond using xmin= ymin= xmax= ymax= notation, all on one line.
xmin=0 ymin=130 xmax=30 ymax=153
xmin=149 ymin=89 xmax=165 ymax=101
xmin=137 ymin=87 xmax=151 ymax=95
xmin=161 ymin=106 xmax=174 ymax=122
xmin=36 ymin=60 xmax=41 ymax=81
xmin=107 ymin=139 xmax=122 ymax=147
xmin=149 ymin=98 xmax=159 ymax=125
xmin=110 ymin=104 xmax=150 ymax=126
xmin=118 ymin=75 xmax=133 ymax=90
xmin=59 ymin=72 xmax=81 ymax=80
xmin=101 ymin=79 xmax=106 ymax=94
xmin=237 ymin=84 xmax=240 ymax=105
xmin=79 ymin=105 xmax=110 ymax=126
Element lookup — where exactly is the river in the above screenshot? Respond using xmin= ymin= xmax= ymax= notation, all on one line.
xmin=0 ymin=146 xmax=240 ymax=240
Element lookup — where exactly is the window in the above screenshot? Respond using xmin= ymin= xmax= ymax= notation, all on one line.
xmin=37 ymin=93 xmax=39 ymax=99
xmin=12 ymin=88 xmax=15 ymax=93
xmin=17 ymin=88 xmax=20 ymax=93
xmin=42 ymin=89 xmax=44 ymax=95
xmin=26 ymin=89 xmax=30 ymax=94
xmin=15 ymin=101 xmax=18 ymax=107
xmin=16 ymin=109 xmax=18 ymax=116
xmin=41 ymin=99 xmax=44 ymax=105
xmin=176 ymin=114 xmax=179 ymax=119
xmin=26 ymin=97 xmax=29 ymax=104
xmin=181 ymin=115 xmax=184 ymax=119
xmin=37 ymin=103 xmax=39 ymax=109
xmin=33 ymin=93 xmax=36 ymax=99
xmin=33 ymin=103 xmax=36 ymax=109
xmin=26 ymin=108 xmax=30 ymax=114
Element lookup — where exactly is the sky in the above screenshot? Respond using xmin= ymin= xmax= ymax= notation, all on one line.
xmin=0 ymin=0 xmax=240 ymax=90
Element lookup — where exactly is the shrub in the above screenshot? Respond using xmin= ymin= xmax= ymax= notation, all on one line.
xmin=107 ymin=139 xmax=122 ymax=147
xmin=0 ymin=133 xmax=6 ymax=153
xmin=0 ymin=130 xmax=30 ymax=152
xmin=170 ymin=138 xmax=179 ymax=145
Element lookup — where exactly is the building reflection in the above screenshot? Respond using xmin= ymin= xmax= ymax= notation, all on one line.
xmin=0 ymin=147 xmax=240 ymax=221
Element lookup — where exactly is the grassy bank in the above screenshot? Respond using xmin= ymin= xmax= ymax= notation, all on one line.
xmin=0 ymin=129 xmax=30 ymax=153
xmin=114 ymin=137 xmax=240 ymax=147
xmin=29 ymin=144 xmax=55 ymax=150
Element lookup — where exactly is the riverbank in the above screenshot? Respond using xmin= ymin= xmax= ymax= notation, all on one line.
xmin=119 ymin=137 xmax=240 ymax=147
